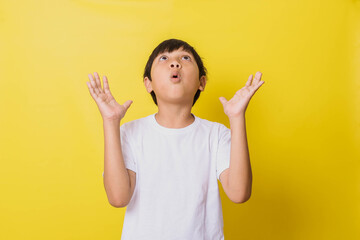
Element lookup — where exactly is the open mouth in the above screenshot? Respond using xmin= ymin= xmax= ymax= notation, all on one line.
xmin=170 ymin=72 xmax=181 ymax=82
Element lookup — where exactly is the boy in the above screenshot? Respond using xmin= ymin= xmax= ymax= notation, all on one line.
xmin=86 ymin=39 xmax=264 ymax=239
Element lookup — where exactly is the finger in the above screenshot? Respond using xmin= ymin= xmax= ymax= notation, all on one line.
xmin=86 ymin=81 xmax=98 ymax=101
xmin=219 ymin=97 xmax=227 ymax=106
xmin=94 ymin=72 xmax=104 ymax=93
xmin=123 ymin=100 xmax=133 ymax=110
xmin=245 ymin=74 xmax=253 ymax=87
xmin=252 ymin=72 xmax=262 ymax=86
xmin=253 ymin=80 xmax=265 ymax=93
xmin=88 ymin=73 xmax=100 ymax=95
xmin=103 ymin=76 xmax=111 ymax=94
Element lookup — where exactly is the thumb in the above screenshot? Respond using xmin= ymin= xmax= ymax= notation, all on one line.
xmin=123 ymin=100 xmax=133 ymax=110
xmin=219 ymin=97 xmax=227 ymax=106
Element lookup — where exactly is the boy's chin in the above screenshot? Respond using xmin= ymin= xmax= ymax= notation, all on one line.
xmin=159 ymin=96 xmax=194 ymax=105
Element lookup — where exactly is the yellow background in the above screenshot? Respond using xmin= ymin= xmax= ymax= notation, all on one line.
xmin=1 ymin=0 xmax=359 ymax=239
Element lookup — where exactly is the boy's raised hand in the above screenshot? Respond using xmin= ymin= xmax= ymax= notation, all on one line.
xmin=86 ymin=72 xmax=133 ymax=121
xmin=219 ymin=71 xmax=264 ymax=119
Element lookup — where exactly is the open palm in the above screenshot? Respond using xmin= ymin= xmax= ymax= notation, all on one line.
xmin=86 ymin=72 xmax=132 ymax=121
xmin=219 ymin=72 xmax=264 ymax=118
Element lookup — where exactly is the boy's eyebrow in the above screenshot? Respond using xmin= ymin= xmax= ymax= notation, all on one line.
xmin=158 ymin=51 xmax=192 ymax=57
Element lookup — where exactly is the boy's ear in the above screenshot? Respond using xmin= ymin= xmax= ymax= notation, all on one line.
xmin=144 ymin=77 xmax=153 ymax=93
xmin=198 ymin=75 xmax=206 ymax=92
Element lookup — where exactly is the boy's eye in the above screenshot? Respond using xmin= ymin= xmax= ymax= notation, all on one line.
xmin=159 ymin=55 xmax=191 ymax=61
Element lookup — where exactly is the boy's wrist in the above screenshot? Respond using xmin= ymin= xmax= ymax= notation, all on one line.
xmin=103 ymin=118 xmax=121 ymax=126
xmin=228 ymin=112 xmax=245 ymax=121
xmin=228 ymin=113 xmax=246 ymax=127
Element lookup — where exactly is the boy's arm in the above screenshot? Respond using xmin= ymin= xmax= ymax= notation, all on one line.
xmin=219 ymin=72 xmax=264 ymax=203
xmin=221 ymin=114 xmax=252 ymax=204
xmin=103 ymin=119 xmax=132 ymax=208
xmin=86 ymin=72 xmax=134 ymax=207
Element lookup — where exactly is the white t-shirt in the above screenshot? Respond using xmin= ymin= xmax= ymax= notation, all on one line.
xmin=103 ymin=113 xmax=231 ymax=240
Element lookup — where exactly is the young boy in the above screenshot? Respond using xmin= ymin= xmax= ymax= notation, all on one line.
xmin=86 ymin=39 xmax=264 ymax=239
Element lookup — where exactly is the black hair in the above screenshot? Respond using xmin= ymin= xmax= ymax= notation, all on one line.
xmin=143 ymin=38 xmax=208 ymax=106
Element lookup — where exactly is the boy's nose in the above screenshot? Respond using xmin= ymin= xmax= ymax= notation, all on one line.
xmin=170 ymin=62 xmax=181 ymax=68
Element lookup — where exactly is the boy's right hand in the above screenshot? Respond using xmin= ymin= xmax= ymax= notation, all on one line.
xmin=86 ymin=72 xmax=133 ymax=121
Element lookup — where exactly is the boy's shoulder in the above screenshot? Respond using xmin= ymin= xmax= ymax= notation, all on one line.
xmin=120 ymin=114 xmax=151 ymax=130
xmin=196 ymin=115 xmax=230 ymax=130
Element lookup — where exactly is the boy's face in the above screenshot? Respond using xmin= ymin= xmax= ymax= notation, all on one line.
xmin=144 ymin=47 xmax=206 ymax=105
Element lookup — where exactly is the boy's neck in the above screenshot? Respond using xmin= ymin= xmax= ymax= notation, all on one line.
xmin=155 ymin=104 xmax=195 ymax=129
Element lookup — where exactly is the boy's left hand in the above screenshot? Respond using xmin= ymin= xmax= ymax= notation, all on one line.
xmin=219 ymin=71 xmax=264 ymax=119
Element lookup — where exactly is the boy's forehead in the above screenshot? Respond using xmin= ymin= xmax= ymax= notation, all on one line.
xmin=157 ymin=48 xmax=193 ymax=56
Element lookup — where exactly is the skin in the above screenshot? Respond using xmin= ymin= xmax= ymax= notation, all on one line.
xmin=143 ymin=47 xmax=206 ymax=128
xmin=219 ymin=72 xmax=265 ymax=203
xmin=86 ymin=72 xmax=133 ymax=121
xmin=86 ymin=47 xmax=265 ymax=204
xmin=86 ymin=72 xmax=134 ymax=207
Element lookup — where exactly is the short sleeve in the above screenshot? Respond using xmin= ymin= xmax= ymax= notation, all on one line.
xmin=216 ymin=123 xmax=231 ymax=181
xmin=102 ymin=123 xmax=137 ymax=177
xmin=120 ymin=124 xmax=137 ymax=173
